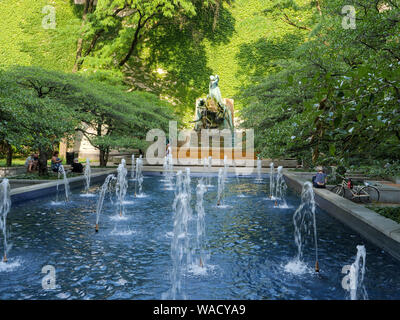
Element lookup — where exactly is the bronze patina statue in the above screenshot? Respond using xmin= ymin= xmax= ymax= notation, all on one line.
xmin=193 ymin=75 xmax=234 ymax=133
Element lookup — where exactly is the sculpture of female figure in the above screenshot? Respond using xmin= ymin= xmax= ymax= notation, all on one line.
xmin=208 ymin=75 xmax=223 ymax=106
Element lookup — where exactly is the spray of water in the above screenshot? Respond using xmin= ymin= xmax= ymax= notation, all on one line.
xmin=163 ymin=156 xmax=168 ymax=177
xmin=166 ymin=170 xmax=192 ymax=299
xmin=256 ymin=158 xmax=262 ymax=182
xmin=203 ymin=157 xmax=208 ymax=178
xmin=0 ymin=179 xmax=11 ymax=262
xmin=223 ymin=155 xmax=229 ymax=177
xmin=57 ymin=165 xmax=70 ymax=202
xmin=184 ymin=168 xmax=191 ymax=203
xmin=217 ymin=168 xmax=225 ymax=206
xmin=95 ymin=174 xmax=116 ymax=231
xmin=216 ymin=157 xmax=229 ymax=206
xmin=207 ymin=156 xmax=212 ymax=187
xmin=116 ymin=159 xmax=128 ymax=217
xmin=135 ymin=157 xmax=144 ymax=196
xmin=269 ymin=162 xmax=275 ymax=199
xmin=285 ymin=182 xmax=319 ymax=274
xmin=195 ymin=179 xmax=207 ymax=268
xmin=348 ymin=245 xmax=368 ymax=300
xmin=275 ymin=166 xmax=288 ymax=207
xmin=164 ymin=147 xmax=174 ymax=190
xmin=84 ymin=158 xmax=91 ymax=194
xmin=131 ymin=154 xmax=135 ymax=180
xmin=232 ymin=158 xmax=239 ymax=183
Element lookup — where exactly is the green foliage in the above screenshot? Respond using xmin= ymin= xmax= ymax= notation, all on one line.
xmin=240 ymin=0 xmax=400 ymax=166
xmin=0 ymin=67 xmax=78 ymax=153
xmin=1 ymin=0 xmax=399 ymax=171
xmin=0 ymin=0 xmax=80 ymax=70
xmin=351 ymin=161 xmax=400 ymax=179
xmin=0 ymin=158 xmax=27 ymax=167
xmin=75 ymin=0 xmax=237 ymax=119
xmin=367 ymin=206 xmax=400 ymax=224
xmin=0 ymin=66 xmax=176 ymax=166
xmin=0 ymin=0 xmax=302 ymax=118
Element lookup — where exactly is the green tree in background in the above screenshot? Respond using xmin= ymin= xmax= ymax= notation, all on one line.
xmin=72 ymin=0 xmax=198 ymax=71
xmin=1 ymin=66 xmax=176 ymax=169
xmin=240 ymin=0 xmax=400 ymax=168
xmin=0 ymin=68 xmax=77 ymax=174
xmin=70 ymin=0 xmax=234 ymax=118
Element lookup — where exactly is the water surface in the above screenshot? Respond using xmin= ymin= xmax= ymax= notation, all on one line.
xmin=0 ymin=175 xmax=399 ymax=299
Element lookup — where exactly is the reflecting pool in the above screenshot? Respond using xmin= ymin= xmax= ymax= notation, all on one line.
xmin=0 ymin=175 xmax=399 ymax=299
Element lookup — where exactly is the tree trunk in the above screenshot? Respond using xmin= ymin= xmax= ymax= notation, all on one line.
xmin=38 ymin=148 xmax=49 ymax=176
xmin=99 ymin=149 xmax=107 ymax=167
xmin=72 ymin=0 xmax=91 ymax=73
xmin=6 ymin=143 xmax=12 ymax=167
xmin=119 ymin=15 xmax=144 ymax=66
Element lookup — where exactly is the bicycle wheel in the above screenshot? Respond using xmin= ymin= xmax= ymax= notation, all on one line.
xmin=331 ymin=185 xmax=345 ymax=197
xmin=358 ymin=186 xmax=380 ymax=203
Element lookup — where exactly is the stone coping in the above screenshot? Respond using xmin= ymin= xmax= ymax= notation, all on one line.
xmin=284 ymin=171 xmax=400 ymax=261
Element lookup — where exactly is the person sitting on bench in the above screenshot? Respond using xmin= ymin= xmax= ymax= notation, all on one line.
xmin=312 ymin=167 xmax=327 ymax=189
xmin=71 ymin=158 xmax=83 ymax=173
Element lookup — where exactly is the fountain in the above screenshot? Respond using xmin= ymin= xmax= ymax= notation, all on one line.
xmin=347 ymin=245 xmax=368 ymax=300
xmin=217 ymin=156 xmax=229 ymax=206
xmin=116 ymin=159 xmax=128 ymax=217
xmin=135 ymin=157 xmax=144 ymax=196
xmin=56 ymin=165 xmax=70 ymax=202
xmin=163 ymin=147 xmax=174 ymax=190
xmin=256 ymin=158 xmax=262 ymax=183
xmin=166 ymin=170 xmax=192 ymax=299
xmin=0 ymin=179 xmax=11 ymax=262
xmin=232 ymin=158 xmax=240 ymax=183
xmin=217 ymin=168 xmax=225 ymax=206
xmin=269 ymin=162 xmax=275 ymax=199
xmin=95 ymin=174 xmax=116 ymax=232
xmin=207 ymin=156 xmax=212 ymax=187
xmin=184 ymin=168 xmax=191 ymax=203
xmin=130 ymin=154 xmax=135 ymax=180
xmin=195 ymin=179 xmax=207 ymax=268
xmin=285 ymin=181 xmax=319 ymax=274
xmin=203 ymin=157 xmax=208 ymax=180
xmin=274 ymin=166 xmax=287 ymax=207
xmin=223 ymin=155 xmax=229 ymax=175
xmin=84 ymin=158 xmax=91 ymax=194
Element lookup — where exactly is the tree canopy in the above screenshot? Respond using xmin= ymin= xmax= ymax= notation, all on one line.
xmin=0 ymin=66 xmax=176 ymax=170
xmin=240 ymin=0 xmax=400 ymax=168
xmin=1 ymin=0 xmax=399 ymax=173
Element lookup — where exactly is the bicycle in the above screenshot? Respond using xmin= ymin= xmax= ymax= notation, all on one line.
xmin=330 ymin=176 xmax=380 ymax=203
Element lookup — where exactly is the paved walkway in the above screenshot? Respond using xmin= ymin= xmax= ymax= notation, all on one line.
xmin=380 ymin=181 xmax=400 ymax=190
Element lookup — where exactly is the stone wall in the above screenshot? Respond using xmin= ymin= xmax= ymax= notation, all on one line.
xmin=0 ymin=166 xmax=26 ymax=178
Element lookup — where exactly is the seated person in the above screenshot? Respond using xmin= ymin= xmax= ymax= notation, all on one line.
xmin=312 ymin=167 xmax=327 ymax=189
xmin=71 ymin=158 xmax=83 ymax=173
xmin=32 ymin=153 xmax=39 ymax=171
xmin=25 ymin=154 xmax=34 ymax=172
xmin=51 ymin=151 xmax=62 ymax=173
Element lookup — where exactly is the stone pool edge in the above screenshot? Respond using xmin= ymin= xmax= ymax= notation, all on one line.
xmin=9 ymin=169 xmax=117 ymax=204
xmin=284 ymin=171 xmax=400 ymax=261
